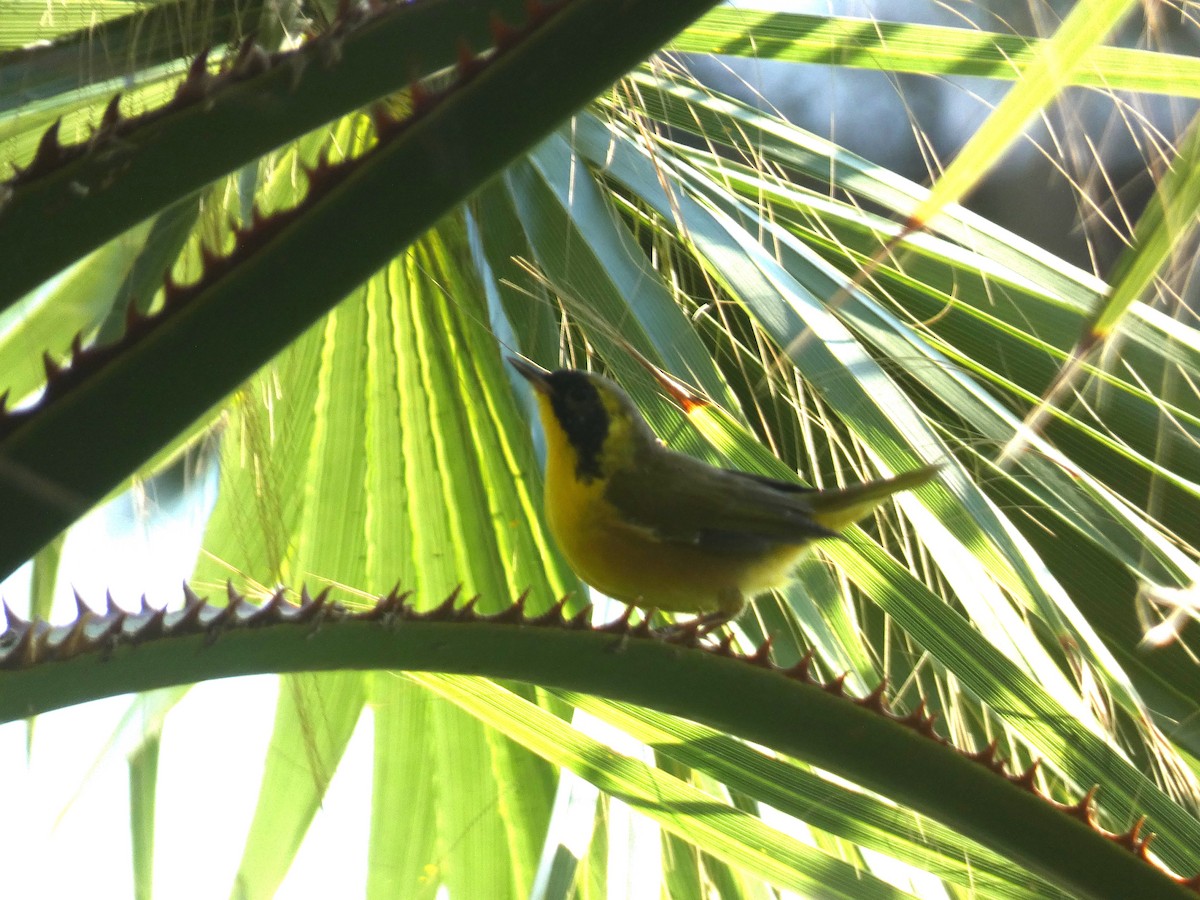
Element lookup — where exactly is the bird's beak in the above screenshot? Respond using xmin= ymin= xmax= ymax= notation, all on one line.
xmin=508 ymin=356 xmax=552 ymax=393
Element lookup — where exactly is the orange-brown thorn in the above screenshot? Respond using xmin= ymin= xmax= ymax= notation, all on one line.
xmin=428 ymin=586 xmax=463 ymax=619
xmin=136 ymin=604 xmax=167 ymax=641
xmin=261 ymin=588 xmax=288 ymax=616
xmin=1135 ymin=830 xmax=1157 ymax=861
xmin=917 ymin=708 xmax=941 ymax=737
xmin=1061 ymin=785 xmax=1099 ymax=825
xmin=858 ymin=679 xmax=889 ymax=713
xmin=489 ymin=591 xmax=528 ymax=624
xmin=489 ymin=11 xmax=517 ymax=46
xmin=824 ymin=672 xmax=849 ymax=696
xmin=456 ymin=38 xmax=480 ymax=77
xmin=566 ymin=601 xmax=593 ymax=629
xmin=409 ymin=78 xmax=432 ymax=112
xmin=162 ymin=272 xmax=183 ymax=301
xmin=630 ymin=610 xmax=657 ymax=638
xmin=599 ymin=603 xmax=638 ymax=634
xmin=99 ymin=94 xmax=123 ymax=132
xmin=713 ymin=633 xmax=736 ymax=656
xmin=370 ymin=587 xmax=404 ymax=618
xmin=123 ymin=298 xmax=145 ymax=330
xmin=42 ymin=351 xmax=61 ymax=382
xmin=783 ymin=649 xmax=815 ymax=681
xmin=528 ymin=595 xmax=570 ymax=626
xmin=199 ymin=242 xmax=221 ymax=270
xmin=1010 ymin=760 xmax=1041 ymax=792
xmin=368 ymin=103 xmax=399 ymax=137
xmin=292 ymin=587 xmax=333 ymax=624
xmin=73 ymin=591 xmax=94 ymax=620
xmin=901 ymin=699 xmax=927 ymax=724
xmin=899 ymin=699 xmax=941 ymax=738
xmin=306 ymin=147 xmax=334 ymax=184
xmin=36 ymin=119 xmax=63 ymax=159
xmin=1113 ymin=816 xmax=1149 ymax=853
xmin=749 ymin=636 xmax=774 ymax=667
xmin=176 ymin=593 xmax=206 ymax=629
xmin=657 ymin=616 xmax=703 ymax=645
xmin=964 ymin=739 xmax=1006 ymax=775
xmin=176 ymin=49 xmax=213 ymax=103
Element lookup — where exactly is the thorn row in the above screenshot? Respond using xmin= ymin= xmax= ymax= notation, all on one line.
xmin=0 ymin=291 xmax=162 ymax=441
xmin=2 ymin=0 xmax=569 ymax=440
xmin=6 ymin=19 xmax=325 ymax=191
xmin=3 ymin=0 xmax=566 ymax=192
xmin=2 ymin=582 xmax=1195 ymax=889
xmin=715 ymin=632 xmax=1195 ymax=888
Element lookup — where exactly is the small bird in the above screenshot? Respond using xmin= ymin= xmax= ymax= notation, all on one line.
xmin=510 ymin=357 xmax=940 ymax=625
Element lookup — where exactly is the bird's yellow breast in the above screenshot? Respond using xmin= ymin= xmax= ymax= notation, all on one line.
xmin=535 ymin=394 xmax=804 ymax=615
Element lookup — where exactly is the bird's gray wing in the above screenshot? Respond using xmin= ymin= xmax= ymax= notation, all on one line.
xmin=603 ymin=448 xmax=836 ymax=555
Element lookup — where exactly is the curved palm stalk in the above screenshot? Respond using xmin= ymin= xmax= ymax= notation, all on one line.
xmin=1 ymin=586 xmax=1196 ymax=900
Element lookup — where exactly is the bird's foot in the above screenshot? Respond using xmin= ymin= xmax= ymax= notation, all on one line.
xmin=654 ymin=611 xmax=734 ymax=644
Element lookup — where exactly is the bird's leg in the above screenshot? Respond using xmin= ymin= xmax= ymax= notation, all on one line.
xmin=686 ymin=588 xmax=746 ymax=639
xmin=653 ymin=617 xmax=704 ymax=641
xmin=692 ymin=611 xmax=734 ymax=638
xmin=697 ymin=587 xmax=745 ymax=636
xmin=655 ymin=589 xmax=743 ymax=641
xmin=652 ymin=611 xmax=732 ymax=644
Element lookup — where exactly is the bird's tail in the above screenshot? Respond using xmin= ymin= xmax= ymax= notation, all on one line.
xmin=808 ymin=464 xmax=941 ymax=532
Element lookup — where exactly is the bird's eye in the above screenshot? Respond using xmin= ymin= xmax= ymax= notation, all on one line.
xmin=559 ymin=381 xmax=585 ymax=407
xmin=549 ymin=375 xmax=599 ymax=426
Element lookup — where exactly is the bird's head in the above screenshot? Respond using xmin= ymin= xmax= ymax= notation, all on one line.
xmin=509 ymin=357 xmax=655 ymax=482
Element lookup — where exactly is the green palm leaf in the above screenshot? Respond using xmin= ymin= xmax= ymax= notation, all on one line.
xmin=4 ymin=2 xmax=1200 ymax=897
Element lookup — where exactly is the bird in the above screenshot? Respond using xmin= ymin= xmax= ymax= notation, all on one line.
xmin=510 ymin=357 xmax=940 ymax=626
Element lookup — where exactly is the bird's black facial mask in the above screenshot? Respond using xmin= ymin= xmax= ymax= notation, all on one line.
xmin=546 ymin=371 xmax=608 ymax=482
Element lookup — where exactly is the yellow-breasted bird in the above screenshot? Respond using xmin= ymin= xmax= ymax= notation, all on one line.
xmin=510 ymin=357 xmax=940 ymax=624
